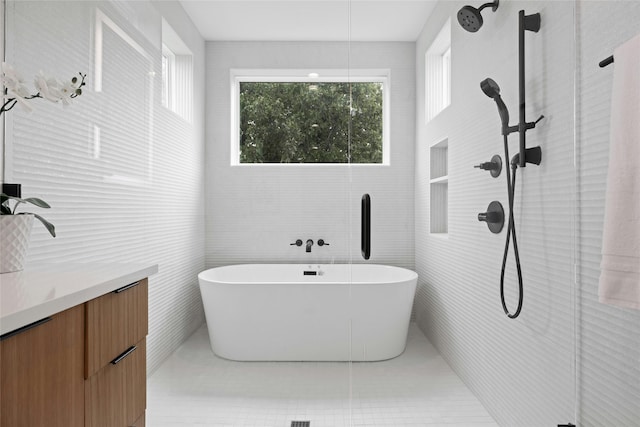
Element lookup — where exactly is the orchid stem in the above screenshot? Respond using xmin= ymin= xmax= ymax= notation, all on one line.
xmin=0 ymin=98 xmax=18 ymax=114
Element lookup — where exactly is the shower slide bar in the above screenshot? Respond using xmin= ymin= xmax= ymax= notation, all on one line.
xmin=516 ymin=10 xmax=542 ymax=167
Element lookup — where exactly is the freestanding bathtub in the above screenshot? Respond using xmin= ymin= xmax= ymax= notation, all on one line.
xmin=198 ymin=264 xmax=417 ymax=362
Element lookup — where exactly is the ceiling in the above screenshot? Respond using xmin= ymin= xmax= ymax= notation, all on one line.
xmin=178 ymin=1 xmax=437 ymax=42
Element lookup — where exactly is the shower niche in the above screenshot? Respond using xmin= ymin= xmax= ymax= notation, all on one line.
xmin=430 ymin=137 xmax=448 ymax=234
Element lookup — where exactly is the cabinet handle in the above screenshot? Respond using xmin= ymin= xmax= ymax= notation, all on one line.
xmin=0 ymin=317 xmax=52 ymax=342
xmin=113 ymin=280 xmax=140 ymax=294
xmin=111 ymin=345 xmax=137 ymax=365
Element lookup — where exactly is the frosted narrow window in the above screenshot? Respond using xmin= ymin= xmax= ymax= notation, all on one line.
xmin=441 ymin=47 xmax=451 ymax=109
xmin=425 ymin=19 xmax=451 ymax=122
xmin=161 ymin=19 xmax=193 ymax=122
xmin=161 ymin=44 xmax=174 ymax=110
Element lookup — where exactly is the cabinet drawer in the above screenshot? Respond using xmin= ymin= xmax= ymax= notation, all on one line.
xmin=85 ymin=339 xmax=146 ymax=427
xmin=85 ymin=278 xmax=148 ymax=377
xmin=1 ymin=305 xmax=85 ymax=427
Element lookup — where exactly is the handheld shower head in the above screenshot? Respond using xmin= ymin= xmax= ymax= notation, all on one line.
xmin=457 ymin=0 xmax=499 ymax=32
xmin=480 ymin=77 xmax=501 ymax=98
xmin=480 ymin=78 xmax=510 ymax=132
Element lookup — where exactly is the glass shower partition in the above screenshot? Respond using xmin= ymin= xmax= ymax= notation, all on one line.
xmin=355 ymin=0 xmax=578 ymax=426
xmin=2 ymin=0 xmax=583 ymax=425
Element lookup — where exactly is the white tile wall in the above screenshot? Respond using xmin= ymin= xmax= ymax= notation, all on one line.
xmin=205 ymin=42 xmax=415 ymax=270
xmin=4 ymin=0 xmax=206 ymax=374
xmin=414 ymin=1 xmax=576 ymax=425
xmin=416 ymin=1 xmax=640 ymax=426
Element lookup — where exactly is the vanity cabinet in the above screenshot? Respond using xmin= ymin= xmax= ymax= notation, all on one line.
xmin=85 ymin=278 xmax=148 ymax=427
xmin=0 ymin=305 xmax=85 ymax=427
xmin=0 ymin=275 xmax=150 ymax=427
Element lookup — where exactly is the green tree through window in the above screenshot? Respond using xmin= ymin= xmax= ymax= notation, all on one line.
xmin=239 ymin=82 xmax=383 ymax=163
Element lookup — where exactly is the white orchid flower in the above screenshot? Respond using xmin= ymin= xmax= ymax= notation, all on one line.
xmin=34 ymin=71 xmax=65 ymax=103
xmin=2 ymin=62 xmax=34 ymax=112
xmin=1 ymin=63 xmax=85 ymax=114
xmin=59 ymin=80 xmax=79 ymax=105
xmin=1 ymin=62 xmax=26 ymax=89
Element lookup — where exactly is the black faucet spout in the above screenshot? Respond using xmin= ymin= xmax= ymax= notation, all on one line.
xmin=306 ymin=239 xmax=314 ymax=253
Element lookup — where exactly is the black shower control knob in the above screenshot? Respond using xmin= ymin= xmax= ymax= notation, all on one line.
xmin=478 ymin=201 xmax=505 ymax=234
xmin=318 ymin=239 xmax=329 ymax=246
xmin=290 ymin=239 xmax=303 ymax=246
xmin=478 ymin=211 xmax=500 ymax=223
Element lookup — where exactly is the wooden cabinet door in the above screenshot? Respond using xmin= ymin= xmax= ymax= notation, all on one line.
xmin=85 ymin=279 xmax=148 ymax=378
xmin=0 ymin=305 xmax=85 ymax=427
xmin=85 ymin=339 xmax=146 ymax=427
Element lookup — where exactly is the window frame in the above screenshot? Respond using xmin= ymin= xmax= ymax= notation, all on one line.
xmin=230 ymin=69 xmax=391 ymax=166
xmin=441 ymin=46 xmax=451 ymax=109
xmin=161 ymin=43 xmax=175 ymax=110
xmin=425 ymin=18 xmax=451 ymax=123
xmin=161 ymin=18 xmax=193 ymax=122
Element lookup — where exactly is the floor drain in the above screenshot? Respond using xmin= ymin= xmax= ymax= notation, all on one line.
xmin=291 ymin=422 xmax=310 ymax=427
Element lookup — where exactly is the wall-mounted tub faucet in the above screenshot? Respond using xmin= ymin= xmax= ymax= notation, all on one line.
xmin=291 ymin=238 xmax=329 ymax=253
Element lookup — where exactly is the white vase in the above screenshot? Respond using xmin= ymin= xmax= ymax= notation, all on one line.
xmin=0 ymin=215 xmax=35 ymax=274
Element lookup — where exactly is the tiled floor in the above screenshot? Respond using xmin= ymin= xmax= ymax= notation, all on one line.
xmin=147 ymin=323 xmax=498 ymax=427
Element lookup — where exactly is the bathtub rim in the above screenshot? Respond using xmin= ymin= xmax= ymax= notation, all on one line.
xmin=198 ymin=263 xmax=418 ymax=286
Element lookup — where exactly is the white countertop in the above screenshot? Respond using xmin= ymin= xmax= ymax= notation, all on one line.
xmin=0 ymin=263 xmax=158 ymax=336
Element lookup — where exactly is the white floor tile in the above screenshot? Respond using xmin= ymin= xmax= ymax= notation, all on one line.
xmin=148 ymin=323 xmax=498 ymax=427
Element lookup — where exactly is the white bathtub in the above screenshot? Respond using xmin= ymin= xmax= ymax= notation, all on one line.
xmin=198 ymin=264 xmax=417 ymax=362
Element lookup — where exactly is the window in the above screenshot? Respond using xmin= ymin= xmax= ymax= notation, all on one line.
xmin=441 ymin=46 xmax=451 ymax=108
xmin=231 ymin=70 xmax=390 ymax=165
xmin=425 ymin=19 xmax=451 ymax=122
xmin=161 ymin=19 xmax=193 ymax=122
xmin=161 ymin=43 xmax=174 ymax=110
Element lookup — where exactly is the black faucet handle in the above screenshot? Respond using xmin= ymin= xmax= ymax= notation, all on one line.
xmin=318 ymin=239 xmax=330 ymax=246
xmin=290 ymin=239 xmax=303 ymax=246
xmin=474 ymin=155 xmax=502 ymax=178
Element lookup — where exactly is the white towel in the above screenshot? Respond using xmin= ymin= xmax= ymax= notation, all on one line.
xmin=598 ymin=33 xmax=640 ymax=310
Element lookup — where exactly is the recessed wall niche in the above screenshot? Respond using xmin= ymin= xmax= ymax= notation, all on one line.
xmin=430 ymin=138 xmax=448 ymax=234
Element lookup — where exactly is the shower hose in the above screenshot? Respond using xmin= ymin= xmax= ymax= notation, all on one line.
xmin=501 ymin=134 xmax=524 ymax=319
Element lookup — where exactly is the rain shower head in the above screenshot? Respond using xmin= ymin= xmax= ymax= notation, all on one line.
xmin=480 ymin=78 xmax=510 ymax=132
xmin=457 ymin=0 xmax=499 ymax=33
